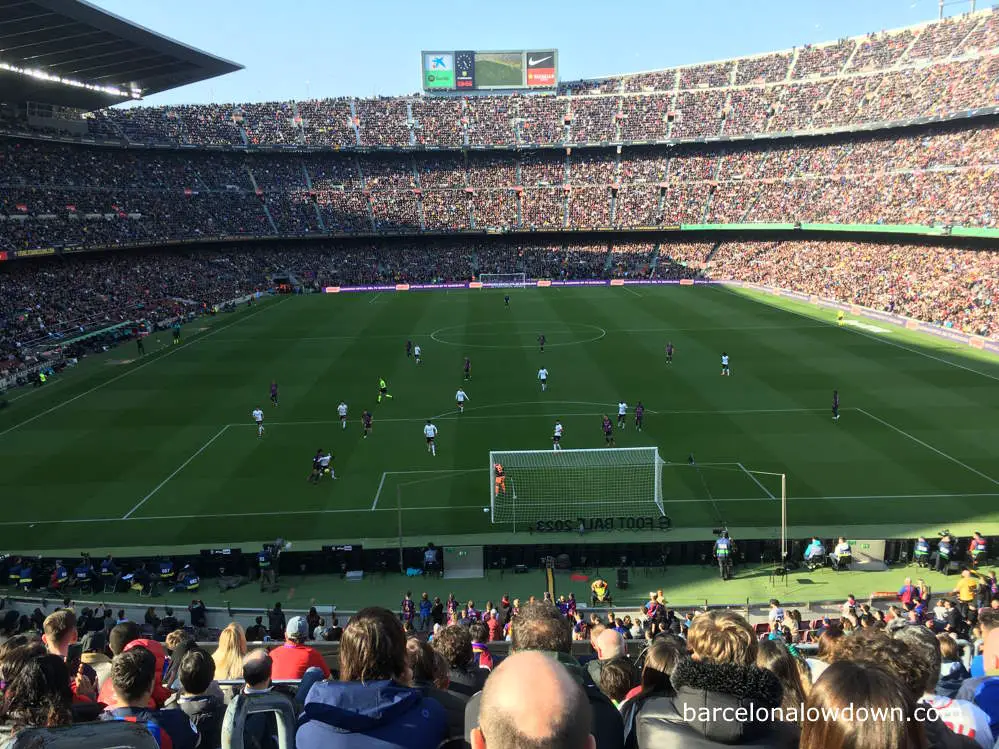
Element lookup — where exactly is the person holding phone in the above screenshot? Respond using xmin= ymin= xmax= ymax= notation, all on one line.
xmin=42 ymin=610 xmax=98 ymax=703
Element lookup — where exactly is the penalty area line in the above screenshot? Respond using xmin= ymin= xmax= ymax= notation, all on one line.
xmin=371 ymin=468 xmax=487 ymax=510
xmin=737 ymin=462 xmax=776 ymax=499
xmin=123 ymin=425 xmax=231 ymax=519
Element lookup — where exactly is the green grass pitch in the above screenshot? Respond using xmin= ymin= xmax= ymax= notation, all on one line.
xmin=1 ymin=285 xmax=998 ymax=555
xmin=474 ymin=56 xmax=524 ymax=88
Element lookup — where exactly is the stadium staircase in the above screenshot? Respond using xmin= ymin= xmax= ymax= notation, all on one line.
xmin=955 ymin=14 xmax=988 ymax=54
xmin=703 ymin=241 xmax=724 ymax=264
xmin=354 ymin=155 xmax=376 ymax=231
xmin=410 ymin=154 xmax=426 ymax=231
xmin=347 ymin=100 xmax=362 ymax=147
xmin=648 ymin=243 xmax=662 ymax=276
xmin=561 ymin=151 xmax=571 ymax=229
xmin=785 ymin=47 xmax=800 ymax=80
xmin=302 ymin=165 xmax=326 ymax=232
xmin=291 ymin=102 xmax=307 ymax=145
xmin=898 ymin=27 xmax=925 ymax=65
xmin=244 ymin=166 xmax=278 ymax=234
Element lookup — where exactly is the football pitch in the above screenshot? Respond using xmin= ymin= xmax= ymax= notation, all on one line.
xmin=1 ymin=285 xmax=998 ymax=555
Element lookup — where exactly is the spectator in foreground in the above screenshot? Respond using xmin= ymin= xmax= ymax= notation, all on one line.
xmin=937 ymin=634 xmax=970 ymax=698
xmin=597 ymin=657 xmax=636 ymax=708
xmin=101 ymin=646 xmax=198 ymax=749
xmin=80 ymin=631 xmax=112 ymax=690
xmin=407 ymin=637 xmax=467 ymax=740
xmin=212 ymin=622 xmax=248 ymax=684
xmin=42 ymin=609 xmax=97 ymax=702
xmin=800 ymin=661 xmax=926 ymax=749
xmin=619 ymin=635 xmax=687 ymax=748
xmin=269 ymin=616 xmax=330 ymax=681
xmin=434 ymin=624 xmax=486 ymax=696
xmin=756 ymin=639 xmax=808 ymax=719
xmin=167 ymin=647 xmax=226 ymax=749
xmin=471 ymin=650 xmax=595 ymax=749
xmin=891 ymin=625 xmax=993 ymax=749
xmin=297 ymin=606 xmax=447 ymax=749
xmin=0 ymin=643 xmax=73 ymax=737
xmin=833 ymin=629 xmax=978 ymax=749
xmin=586 ymin=627 xmax=626 ymax=684
xmin=635 ymin=610 xmax=796 ymax=748
xmin=464 ymin=600 xmax=624 ymax=749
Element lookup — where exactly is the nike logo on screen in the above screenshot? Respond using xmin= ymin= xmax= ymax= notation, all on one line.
xmin=529 ymin=55 xmax=552 ymax=66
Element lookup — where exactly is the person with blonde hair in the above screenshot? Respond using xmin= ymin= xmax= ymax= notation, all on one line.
xmin=635 ymin=610 xmax=797 ymax=748
xmin=212 ymin=622 xmax=247 ymax=681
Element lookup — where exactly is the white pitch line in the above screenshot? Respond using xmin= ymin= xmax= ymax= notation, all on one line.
xmin=4 ymin=491 xmax=999 ymax=527
xmin=371 ymin=472 xmax=388 ymax=510
xmin=737 ymin=462 xmax=776 ymax=499
xmin=723 ymin=285 xmax=999 ymax=382
xmin=229 ymin=406 xmax=834 ymax=429
xmin=123 ymin=425 xmax=231 ymax=519
xmin=372 ymin=468 xmax=486 ymax=509
xmin=0 ymin=298 xmax=287 ymax=440
xmin=621 ymin=286 xmax=643 ymax=298
xmin=856 ymin=408 xmax=999 ymax=487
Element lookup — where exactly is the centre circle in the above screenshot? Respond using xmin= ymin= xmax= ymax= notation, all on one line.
xmin=430 ymin=321 xmax=607 ymax=349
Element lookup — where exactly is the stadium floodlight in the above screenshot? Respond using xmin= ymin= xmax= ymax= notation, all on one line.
xmin=479 ymin=273 xmax=528 ymax=288
xmin=489 ymin=447 xmax=664 ymax=527
xmin=0 ymin=60 xmax=141 ymax=99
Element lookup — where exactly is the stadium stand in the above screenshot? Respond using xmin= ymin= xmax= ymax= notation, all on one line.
xmin=3 ymin=6 xmax=999 ymax=747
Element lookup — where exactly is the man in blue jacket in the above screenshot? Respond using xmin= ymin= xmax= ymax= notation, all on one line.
xmin=101 ymin=646 xmax=198 ymax=749
xmin=296 ymin=607 xmax=447 ymax=749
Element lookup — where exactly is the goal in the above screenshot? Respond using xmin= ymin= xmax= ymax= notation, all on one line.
xmin=489 ymin=447 xmax=664 ymax=526
xmin=479 ymin=273 xmax=528 ymax=288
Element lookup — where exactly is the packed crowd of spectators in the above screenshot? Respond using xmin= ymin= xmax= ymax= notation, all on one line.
xmin=4 ymin=119 xmax=999 ymax=250
xmin=60 ymin=11 xmax=999 ymax=152
xmin=7 ymin=571 xmax=999 ymax=749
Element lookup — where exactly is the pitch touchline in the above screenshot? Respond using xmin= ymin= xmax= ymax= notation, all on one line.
xmin=5 ymin=492 xmax=999 ymax=527
xmin=0 ymin=298 xmax=288 ymax=440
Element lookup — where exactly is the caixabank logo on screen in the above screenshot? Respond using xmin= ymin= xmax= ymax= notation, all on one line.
xmin=527 ymin=50 xmax=556 ymax=87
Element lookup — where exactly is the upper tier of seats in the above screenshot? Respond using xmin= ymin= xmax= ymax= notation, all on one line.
xmin=66 ymin=10 xmax=999 ymax=150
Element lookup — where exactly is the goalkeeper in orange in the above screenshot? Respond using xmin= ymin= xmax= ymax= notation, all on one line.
xmin=494 ymin=462 xmax=506 ymax=497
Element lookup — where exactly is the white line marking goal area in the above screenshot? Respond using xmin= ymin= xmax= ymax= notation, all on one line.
xmin=33 ymin=403 xmax=997 ymax=528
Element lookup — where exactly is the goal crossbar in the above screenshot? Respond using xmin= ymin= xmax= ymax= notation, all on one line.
xmin=479 ymin=273 xmax=527 ymax=288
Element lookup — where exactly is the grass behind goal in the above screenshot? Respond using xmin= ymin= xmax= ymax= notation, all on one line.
xmin=1 ymin=285 xmax=998 ymax=553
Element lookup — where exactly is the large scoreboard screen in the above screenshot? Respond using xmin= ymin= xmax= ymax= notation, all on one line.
xmin=422 ymin=49 xmax=557 ymax=92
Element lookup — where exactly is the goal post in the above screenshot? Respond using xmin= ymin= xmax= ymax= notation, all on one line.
xmin=479 ymin=272 xmax=528 ymax=288
xmin=489 ymin=447 xmax=664 ymax=527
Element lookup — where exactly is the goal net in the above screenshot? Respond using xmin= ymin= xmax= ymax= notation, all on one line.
xmin=489 ymin=447 xmax=664 ymax=525
xmin=479 ymin=273 xmax=528 ymax=288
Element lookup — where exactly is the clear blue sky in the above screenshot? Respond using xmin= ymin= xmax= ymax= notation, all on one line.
xmin=89 ymin=0 xmax=975 ymax=105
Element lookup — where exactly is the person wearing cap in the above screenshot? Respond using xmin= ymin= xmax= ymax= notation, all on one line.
xmin=270 ymin=615 xmax=331 ymax=680
xmin=80 ymin=630 xmax=113 ymax=690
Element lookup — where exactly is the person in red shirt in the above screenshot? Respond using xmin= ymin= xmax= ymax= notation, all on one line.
xmin=269 ymin=616 xmax=331 ymax=680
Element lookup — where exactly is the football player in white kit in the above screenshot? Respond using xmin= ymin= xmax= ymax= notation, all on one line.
xmin=552 ymin=420 xmax=564 ymax=451
xmin=414 ymin=344 xmax=422 ymax=364
xmin=617 ymin=401 xmax=627 ymax=429
xmin=538 ymin=367 xmax=548 ymax=392
xmin=455 ymin=388 xmax=469 ymax=413
xmin=424 ymin=420 xmax=439 ymax=456
xmin=252 ymin=407 xmax=264 ymax=437
xmin=721 ymin=352 xmax=731 ymax=376
xmin=337 ymin=401 xmax=348 ymax=429
xmin=319 ymin=451 xmax=336 ymax=479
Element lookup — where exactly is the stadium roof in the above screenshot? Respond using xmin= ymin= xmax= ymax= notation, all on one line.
xmin=0 ymin=0 xmax=242 ymax=110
